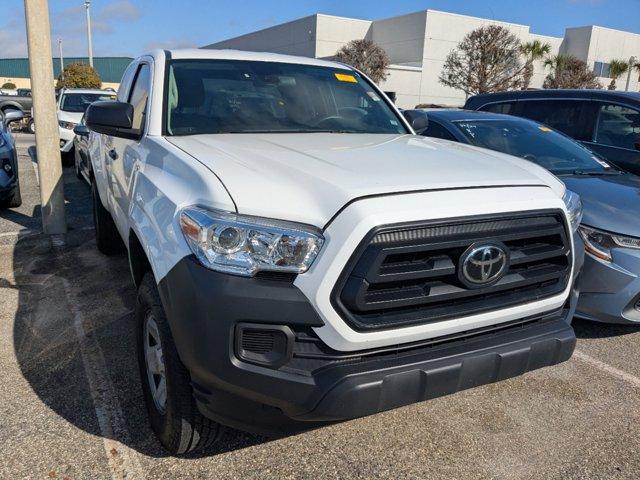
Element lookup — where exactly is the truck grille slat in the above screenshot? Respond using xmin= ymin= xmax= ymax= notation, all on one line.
xmin=332 ymin=210 xmax=572 ymax=331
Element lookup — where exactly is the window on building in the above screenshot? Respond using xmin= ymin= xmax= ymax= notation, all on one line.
xmin=594 ymin=103 xmax=640 ymax=151
xmin=593 ymin=61 xmax=611 ymax=78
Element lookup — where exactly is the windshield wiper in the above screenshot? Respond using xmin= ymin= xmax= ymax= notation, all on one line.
xmin=570 ymin=169 xmax=621 ymax=176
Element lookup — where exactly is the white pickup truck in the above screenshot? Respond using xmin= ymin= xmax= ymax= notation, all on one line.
xmin=85 ymin=49 xmax=582 ymax=454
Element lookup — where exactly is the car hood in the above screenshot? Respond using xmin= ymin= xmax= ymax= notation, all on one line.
xmin=57 ymin=110 xmax=83 ymax=123
xmin=562 ymin=173 xmax=640 ymax=237
xmin=166 ymin=133 xmax=562 ymax=228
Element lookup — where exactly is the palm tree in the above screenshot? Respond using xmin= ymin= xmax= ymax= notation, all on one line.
xmin=519 ymin=40 xmax=552 ymax=89
xmin=543 ymin=54 xmax=572 ymax=82
xmin=635 ymin=62 xmax=640 ymax=91
xmin=607 ymin=59 xmax=629 ymax=90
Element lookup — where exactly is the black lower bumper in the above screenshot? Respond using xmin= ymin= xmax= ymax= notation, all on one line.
xmin=158 ymin=256 xmax=577 ymax=435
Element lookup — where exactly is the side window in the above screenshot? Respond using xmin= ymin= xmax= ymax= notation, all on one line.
xmin=128 ymin=64 xmax=151 ymax=132
xmin=594 ymin=103 xmax=640 ymax=151
xmin=117 ymin=62 xmax=138 ymax=103
xmin=480 ymin=101 xmax=517 ymax=115
xmin=422 ymin=121 xmax=457 ymax=141
xmin=518 ymin=100 xmax=587 ymax=139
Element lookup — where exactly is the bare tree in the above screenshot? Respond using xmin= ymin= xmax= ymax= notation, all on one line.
xmin=607 ymin=59 xmax=629 ymax=90
xmin=543 ymin=55 xmax=601 ymax=89
xmin=439 ymin=25 xmax=526 ymax=96
xmin=334 ymin=39 xmax=390 ymax=84
xmin=519 ymin=40 xmax=551 ymax=89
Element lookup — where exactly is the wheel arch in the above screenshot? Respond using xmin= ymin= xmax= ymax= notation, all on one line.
xmin=128 ymin=228 xmax=153 ymax=288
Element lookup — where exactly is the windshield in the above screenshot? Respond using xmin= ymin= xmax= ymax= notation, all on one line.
xmin=165 ymin=60 xmax=407 ymax=135
xmin=60 ymin=93 xmax=117 ymax=113
xmin=451 ymin=118 xmax=613 ymax=175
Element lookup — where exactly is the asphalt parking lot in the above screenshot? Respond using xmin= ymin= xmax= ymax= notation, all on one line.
xmin=1 ymin=133 xmax=640 ymax=479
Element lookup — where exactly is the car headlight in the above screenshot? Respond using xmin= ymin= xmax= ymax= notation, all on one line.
xmin=562 ymin=189 xmax=582 ymax=232
xmin=59 ymin=120 xmax=76 ymax=129
xmin=578 ymin=225 xmax=640 ymax=262
xmin=179 ymin=207 xmax=324 ymax=277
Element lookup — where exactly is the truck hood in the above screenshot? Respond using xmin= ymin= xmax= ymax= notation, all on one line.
xmin=166 ymin=133 xmax=562 ymax=228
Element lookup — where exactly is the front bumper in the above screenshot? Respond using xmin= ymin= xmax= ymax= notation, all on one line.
xmin=59 ymin=127 xmax=75 ymax=152
xmin=158 ymin=256 xmax=577 ymax=435
xmin=576 ymin=246 xmax=640 ymax=324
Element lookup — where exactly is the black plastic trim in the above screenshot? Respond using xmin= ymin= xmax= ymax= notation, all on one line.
xmin=331 ymin=209 xmax=572 ymax=331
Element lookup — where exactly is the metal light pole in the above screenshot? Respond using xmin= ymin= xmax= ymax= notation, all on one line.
xmin=23 ymin=0 xmax=67 ymax=242
xmin=625 ymin=56 xmax=636 ymax=91
xmin=58 ymin=38 xmax=64 ymax=80
xmin=84 ymin=0 xmax=93 ymax=67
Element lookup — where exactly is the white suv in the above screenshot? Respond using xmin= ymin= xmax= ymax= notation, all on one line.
xmin=56 ymin=88 xmax=116 ymax=154
xmin=85 ymin=49 xmax=582 ymax=454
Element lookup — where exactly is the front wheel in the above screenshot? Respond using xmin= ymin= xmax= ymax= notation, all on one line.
xmin=136 ymin=272 xmax=221 ymax=454
xmin=1 ymin=183 xmax=22 ymax=208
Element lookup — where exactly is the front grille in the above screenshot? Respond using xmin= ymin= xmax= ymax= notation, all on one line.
xmin=332 ymin=210 xmax=572 ymax=331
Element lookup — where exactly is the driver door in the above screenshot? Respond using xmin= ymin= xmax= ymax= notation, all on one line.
xmin=105 ymin=61 xmax=151 ymax=239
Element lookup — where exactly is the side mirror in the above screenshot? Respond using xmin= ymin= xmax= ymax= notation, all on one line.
xmin=73 ymin=124 xmax=90 ymax=137
xmin=402 ymin=110 xmax=429 ymax=134
xmin=85 ymin=101 xmax=138 ymax=139
xmin=3 ymin=109 xmax=24 ymax=127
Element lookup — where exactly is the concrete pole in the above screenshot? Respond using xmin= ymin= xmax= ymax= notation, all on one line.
xmin=625 ymin=56 xmax=636 ymax=91
xmin=58 ymin=38 xmax=64 ymax=80
xmin=84 ymin=1 xmax=93 ymax=68
xmin=24 ymin=0 xmax=67 ymax=241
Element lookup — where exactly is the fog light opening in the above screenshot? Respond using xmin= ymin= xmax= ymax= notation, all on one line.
xmin=235 ymin=323 xmax=294 ymax=369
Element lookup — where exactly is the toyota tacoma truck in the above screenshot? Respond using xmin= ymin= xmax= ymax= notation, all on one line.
xmin=85 ymin=49 xmax=582 ymax=454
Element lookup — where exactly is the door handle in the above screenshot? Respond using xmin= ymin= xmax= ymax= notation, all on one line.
xmin=108 ymin=149 xmax=118 ymax=161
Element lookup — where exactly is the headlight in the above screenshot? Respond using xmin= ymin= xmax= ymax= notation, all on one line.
xmin=562 ymin=189 xmax=582 ymax=232
xmin=59 ymin=120 xmax=76 ymax=129
xmin=578 ymin=225 xmax=640 ymax=262
xmin=179 ymin=207 xmax=324 ymax=277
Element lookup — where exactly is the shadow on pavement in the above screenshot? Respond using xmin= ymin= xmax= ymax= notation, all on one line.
xmin=572 ymin=318 xmax=640 ymax=339
xmin=10 ymin=166 xmax=269 ymax=459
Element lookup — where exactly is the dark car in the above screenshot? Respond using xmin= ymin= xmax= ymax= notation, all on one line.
xmin=73 ymin=115 xmax=92 ymax=183
xmin=0 ymin=110 xmax=24 ymax=208
xmin=411 ymin=108 xmax=640 ymax=324
xmin=464 ymin=90 xmax=640 ymax=176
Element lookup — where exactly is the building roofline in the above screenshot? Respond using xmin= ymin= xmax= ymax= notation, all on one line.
xmin=565 ymin=24 xmax=640 ymax=37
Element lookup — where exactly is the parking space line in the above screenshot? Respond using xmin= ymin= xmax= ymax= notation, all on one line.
xmin=61 ymin=278 xmax=146 ymax=480
xmin=573 ymin=349 xmax=640 ymax=389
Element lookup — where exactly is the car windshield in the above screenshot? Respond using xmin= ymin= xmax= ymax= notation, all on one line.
xmin=165 ymin=60 xmax=407 ymax=135
xmin=451 ymin=118 xmax=614 ymax=175
xmin=60 ymin=93 xmax=117 ymax=113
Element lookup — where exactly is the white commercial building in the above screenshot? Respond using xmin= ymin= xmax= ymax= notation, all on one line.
xmin=203 ymin=10 xmax=640 ymax=109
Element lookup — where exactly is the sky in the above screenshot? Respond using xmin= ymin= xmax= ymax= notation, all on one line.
xmin=0 ymin=0 xmax=639 ymax=59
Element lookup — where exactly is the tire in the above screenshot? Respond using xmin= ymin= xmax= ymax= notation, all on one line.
xmin=136 ymin=272 xmax=221 ymax=454
xmin=1 ymin=183 xmax=22 ymax=208
xmin=61 ymin=148 xmax=74 ymax=167
xmin=28 ymin=119 xmax=35 ymax=134
xmin=91 ymin=180 xmax=125 ymax=255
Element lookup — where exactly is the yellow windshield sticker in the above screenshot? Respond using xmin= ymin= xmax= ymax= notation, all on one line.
xmin=335 ymin=73 xmax=357 ymax=83
xmin=538 ymin=126 xmax=552 ymax=132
